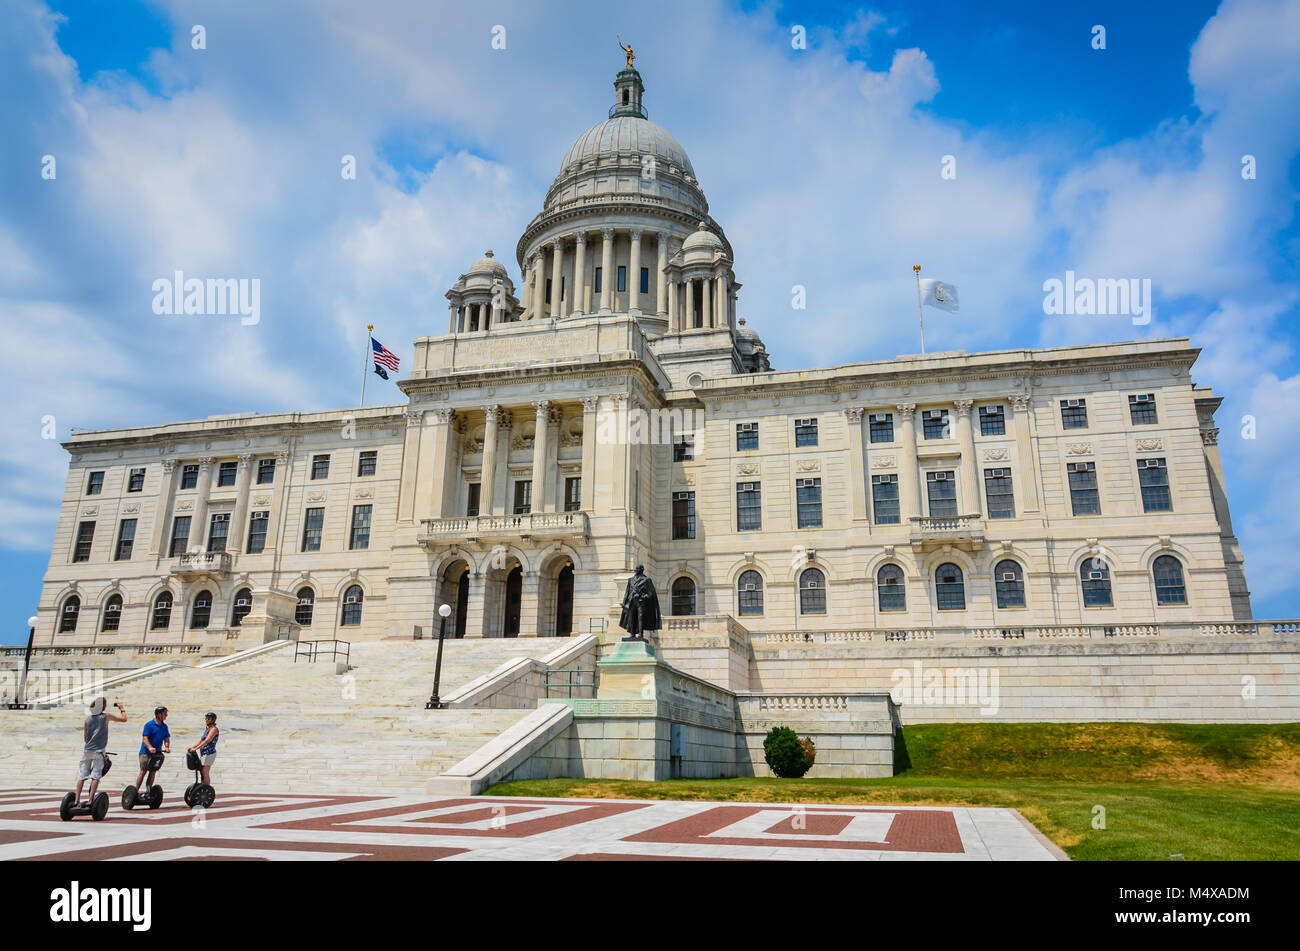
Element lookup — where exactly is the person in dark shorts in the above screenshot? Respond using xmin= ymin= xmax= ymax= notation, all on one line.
xmin=134 ymin=706 xmax=171 ymax=790
xmin=73 ymin=696 xmax=127 ymax=806
xmin=187 ymin=712 xmax=219 ymax=788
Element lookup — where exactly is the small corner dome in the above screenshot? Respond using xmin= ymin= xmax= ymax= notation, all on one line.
xmin=681 ymin=221 xmax=723 ymax=254
xmin=467 ymin=250 xmax=508 ymax=277
xmin=734 ymin=317 xmax=760 ymax=341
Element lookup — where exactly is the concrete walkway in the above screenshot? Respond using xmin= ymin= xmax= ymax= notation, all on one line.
xmin=0 ymin=787 xmax=1065 ymax=861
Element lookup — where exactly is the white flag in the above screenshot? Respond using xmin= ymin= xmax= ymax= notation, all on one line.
xmin=920 ymin=279 xmax=959 ymax=313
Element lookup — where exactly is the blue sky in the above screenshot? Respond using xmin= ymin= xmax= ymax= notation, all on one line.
xmin=2 ymin=0 xmax=1298 ymax=641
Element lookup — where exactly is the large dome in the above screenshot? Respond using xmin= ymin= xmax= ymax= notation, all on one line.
xmin=558 ymin=116 xmax=695 ymax=181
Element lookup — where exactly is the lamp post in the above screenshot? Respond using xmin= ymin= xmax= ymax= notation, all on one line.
xmin=425 ymin=603 xmax=453 ymax=709
xmin=8 ymin=616 xmax=38 ymax=709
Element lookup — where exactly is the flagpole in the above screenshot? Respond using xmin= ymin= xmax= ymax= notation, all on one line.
xmin=360 ymin=324 xmax=373 ymax=407
xmin=912 ymin=265 xmax=926 ymax=354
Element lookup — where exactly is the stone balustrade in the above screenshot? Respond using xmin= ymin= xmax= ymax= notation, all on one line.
xmin=909 ymin=514 xmax=985 ymax=550
xmin=749 ymin=620 xmax=1300 ymax=647
xmin=418 ymin=511 xmax=589 ymax=545
xmin=171 ymin=551 xmax=233 ymax=578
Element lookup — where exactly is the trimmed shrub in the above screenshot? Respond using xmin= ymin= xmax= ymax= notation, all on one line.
xmin=764 ymin=726 xmax=815 ymax=778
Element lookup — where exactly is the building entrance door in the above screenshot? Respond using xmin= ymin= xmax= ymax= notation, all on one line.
xmin=503 ymin=566 xmax=522 ymax=637
xmin=555 ymin=564 xmax=574 ymax=637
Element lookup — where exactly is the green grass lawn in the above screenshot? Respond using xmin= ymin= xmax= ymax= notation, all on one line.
xmin=487 ymin=723 xmax=1300 ymax=860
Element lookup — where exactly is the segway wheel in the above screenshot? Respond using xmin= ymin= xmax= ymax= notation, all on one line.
xmin=59 ymin=792 xmax=75 ymax=821
xmin=184 ymin=783 xmax=197 ymax=808
xmin=195 ymin=784 xmax=216 ymax=809
xmin=121 ymin=786 xmax=137 ymax=810
xmin=148 ymin=785 xmax=164 ymax=809
xmin=91 ymin=792 xmax=109 ymax=821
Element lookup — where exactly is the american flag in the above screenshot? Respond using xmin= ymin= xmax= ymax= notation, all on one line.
xmin=371 ymin=337 xmax=400 ymax=378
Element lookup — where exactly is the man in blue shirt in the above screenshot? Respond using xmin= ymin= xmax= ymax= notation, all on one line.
xmin=134 ymin=706 xmax=171 ymax=791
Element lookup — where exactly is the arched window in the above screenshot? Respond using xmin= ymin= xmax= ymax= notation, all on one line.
xmin=190 ymin=590 xmax=212 ymax=629
xmin=799 ymin=567 xmax=826 ymax=615
xmin=737 ymin=570 xmax=764 ymax=616
xmin=295 ymin=587 xmax=315 ymax=627
xmin=935 ymin=563 xmax=965 ymax=610
xmin=58 ymin=595 xmax=80 ymax=633
xmin=231 ymin=587 xmax=252 ymax=627
xmin=1153 ymin=555 xmax=1187 ymax=606
xmin=341 ymin=585 xmax=364 ymax=626
xmin=994 ymin=560 xmax=1025 ymax=608
xmin=671 ymin=577 xmax=696 ymax=616
xmin=877 ymin=564 xmax=906 ymax=612
xmin=1080 ymin=557 xmax=1113 ymax=607
xmin=151 ymin=591 xmax=173 ymax=630
xmin=101 ymin=594 xmax=123 ymax=633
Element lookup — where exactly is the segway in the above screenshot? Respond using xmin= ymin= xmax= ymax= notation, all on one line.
xmin=59 ymin=752 xmax=114 ymax=821
xmin=122 ymin=751 xmax=165 ymax=810
xmin=183 ymin=750 xmax=215 ymax=809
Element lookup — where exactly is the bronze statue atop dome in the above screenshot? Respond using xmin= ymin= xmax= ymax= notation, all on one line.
xmin=618 ymin=36 xmax=635 ymax=68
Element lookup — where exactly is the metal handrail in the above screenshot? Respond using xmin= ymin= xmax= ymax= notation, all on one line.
xmin=294 ymin=639 xmax=350 ymax=665
xmin=544 ymin=667 xmax=596 ymax=699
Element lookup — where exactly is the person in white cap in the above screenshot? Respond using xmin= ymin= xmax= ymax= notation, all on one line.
xmin=73 ymin=696 xmax=126 ymax=807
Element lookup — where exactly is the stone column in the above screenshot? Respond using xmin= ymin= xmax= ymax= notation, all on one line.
xmin=480 ymin=406 xmax=500 ymax=516
xmin=896 ymin=405 xmax=919 ymax=521
xmin=717 ymin=273 xmax=730 ymax=328
xmin=955 ymin=400 xmax=981 ymax=516
xmin=1009 ymin=394 xmax=1041 ymax=513
xmin=611 ymin=395 xmax=629 ymax=511
xmin=520 ymin=261 xmax=532 ymax=317
xmin=531 ymin=400 xmax=551 ymax=513
xmin=580 ymin=396 xmax=598 ymax=511
xmin=398 ymin=411 xmax=422 ymax=522
xmin=465 ymin=569 xmax=489 ymax=639
xmin=549 ymin=238 xmax=563 ymax=318
xmin=519 ymin=570 xmax=541 ymax=637
xmin=572 ymin=233 xmax=587 ymax=315
xmin=490 ymin=282 xmax=504 ymax=329
xmin=684 ymin=278 xmax=695 ymax=329
xmin=227 ymin=453 xmax=254 ymax=552
xmin=265 ymin=449 xmax=291 ymax=553
xmin=150 ymin=457 xmax=180 ymax=555
xmin=191 ymin=458 xmax=214 ymax=552
xmin=600 ymin=228 xmax=615 ymax=313
xmin=666 ymin=276 xmax=677 ymax=331
xmin=628 ymin=229 xmax=642 ymax=313
xmin=657 ymin=232 xmax=669 ymax=318
xmin=532 ymin=251 xmax=547 ymax=320
xmin=702 ymin=275 xmax=713 ymax=327
xmin=447 ymin=303 xmax=457 ymax=334
xmin=844 ymin=408 xmax=867 ymax=522
xmin=429 ymin=408 xmax=457 ymax=519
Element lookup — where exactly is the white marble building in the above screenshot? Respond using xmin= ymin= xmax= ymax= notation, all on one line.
xmin=34 ymin=64 xmax=1253 ymax=651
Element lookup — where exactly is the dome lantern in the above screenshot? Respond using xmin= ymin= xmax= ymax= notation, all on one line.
xmin=610 ymin=67 xmax=646 ymax=119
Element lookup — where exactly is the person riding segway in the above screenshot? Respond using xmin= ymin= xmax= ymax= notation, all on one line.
xmin=61 ymin=697 xmax=127 ymax=821
xmin=123 ymin=706 xmax=170 ymax=810
xmin=184 ymin=712 xmax=219 ymax=808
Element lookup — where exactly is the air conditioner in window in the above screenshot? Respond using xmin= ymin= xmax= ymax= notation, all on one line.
xmin=345 ymin=594 xmax=360 ymax=604
xmin=1144 ymin=459 xmax=1161 ymax=468
xmin=1072 ymin=463 xmax=1089 ymax=472
xmin=872 ymin=414 xmax=889 ymax=422
xmin=1089 ymin=571 xmax=1105 ymax=580
xmin=743 ymin=584 xmax=756 ymax=591
xmin=935 ymin=472 xmax=948 ymax=481
xmin=1135 ymin=394 xmax=1151 ymax=402
xmin=1066 ymin=399 xmax=1082 ymax=407
xmin=1001 ymin=572 xmax=1018 ymax=582
xmin=235 ymin=598 xmax=250 ymax=608
xmin=297 ymin=598 xmax=311 ymax=606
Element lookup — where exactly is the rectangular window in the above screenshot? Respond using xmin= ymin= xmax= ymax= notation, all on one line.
xmin=466 ymin=482 xmax=481 ymax=517
xmin=922 ymin=409 xmax=950 ymax=440
xmin=1138 ymin=458 xmax=1172 ymax=512
xmin=869 ymin=413 xmax=894 ymax=443
xmin=872 ymin=474 xmax=900 ymax=524
xmin=513 ymin=480 xmax=532 ymax=515
xmin=926 ymin=471 xmax=958 ymax=517
xmin=301 ymin=508 xmax=324 ymax=552
xmin=127 ymin=468 xmax=146 ymax=492
xmin=311 ymin=455 xmax=330 ymax=480
xmin=1129 ymin=393 xmax=1158 ymax=425
xmin=673 ymin=435 xmax=694 ymax=461
xmin=672 ymin=491 xmax=696 ymax=539
xmin=114 ymin=518 xmax=136 ymax=561
xmin=979 ymin=405 xmax=1006 ymax=436
xmin=257 ymin=458 xmax=276 ymax=484
xmin=794 ymin=418 xmax=818 ymax=447
xmin=1060 ymin=399 xmax=1088 ymax=430
xmin=349 ymin=504 xmax=372 ymax=550
xmin=796 ymin=478 xmax=823 ymax=528
xmin=736 ymin=422 xmax=758 ymax=451
xmin=73 ymin=521 xmax=95 ymax=562
xmin=565 ymin=477 xmax=581 ymax=512
xmin=169 ymin=516 xmax=191 ymax=557
xmin=246 ymin=511 xmax=268 ymax=554
xmin=736 ymin=482 xmax=762 ymax=531
xmin=617 ymin=265 xmax=627 ymax=292
xmin=594 ymin=267 xmax=602 ymax=293
xmin=639 ymin=267 xmax=649 ymax=294
xmin=984 ymin=468 xmax=1015 ymax=520
xmin=1068 ymin=462 xmax=1100 ymax=515
xmin=180 ymin=464 xmax=199 ymax=490
xmin=357 ymin=450 xmax=377 ymax=477
xmin=207 ymin=512 xmax=230 ymax=553
xmin=86 ymin=471 xmax=104 ymax=495
xmin=545 ymin=277 xmax=552 ymax=304
xmin=560 ymin=276 xmax=565 ymax=303
xmin=217 ymin=461 xmax=238 ymax=487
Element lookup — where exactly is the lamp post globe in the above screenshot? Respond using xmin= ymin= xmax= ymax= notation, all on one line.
xmin=27 ymin=616 xmax=38 ymax=629
xmin=438 ymin=604 xmax=452 ymax=618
